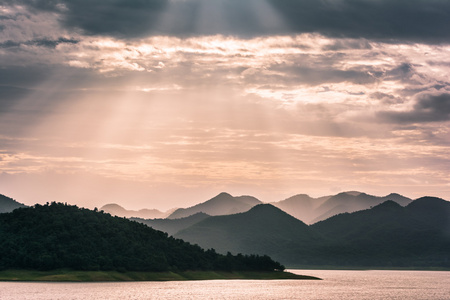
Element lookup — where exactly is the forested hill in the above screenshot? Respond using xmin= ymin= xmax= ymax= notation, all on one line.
xmin=0 ymin=194 xmax=26 ymax=213
xmin=0 ymin=203 xmax=284 ymax=272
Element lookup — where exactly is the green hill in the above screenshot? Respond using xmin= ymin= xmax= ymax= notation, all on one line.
xmin=0 ymin=202 xmax=285 ymax=273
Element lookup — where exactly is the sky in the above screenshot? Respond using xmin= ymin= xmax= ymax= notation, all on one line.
xmin=1 ymin=0 xmax=449 ymax=210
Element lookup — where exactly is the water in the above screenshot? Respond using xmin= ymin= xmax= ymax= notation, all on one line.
xmin=1 ymin=270 xmax=449 ymax=299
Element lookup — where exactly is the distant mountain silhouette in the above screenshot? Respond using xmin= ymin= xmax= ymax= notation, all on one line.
xmin=310 ymin=197 xmax=450 ymax=267
xmin=174 ymin=197 xmax=450 ymax=268
xmin=175 ymin=204 xmax=322 ymax=265
xmin=167 ymin=192 xmax=262 ymax=219
xmin=270 ymin=194 xmax=328 ymax=224
xmin=132 ymin=212 xmax=210 ymax=236
xmin=100 ymin=203 xmax=175 ymax=219
xmin=105 ymin=191 xmax=411 ymax=224
xmin=271 ymin=191 xmax=412 ymax=224
xmin=0 ymin=194 xmax=26 ymax=213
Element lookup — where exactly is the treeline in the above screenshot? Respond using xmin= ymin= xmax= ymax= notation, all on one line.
xmin=0 ymin=203 xmax=284 ymax=272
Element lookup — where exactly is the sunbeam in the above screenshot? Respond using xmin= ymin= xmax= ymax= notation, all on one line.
xmin=1 ymin=0 xmax=450 ymax=209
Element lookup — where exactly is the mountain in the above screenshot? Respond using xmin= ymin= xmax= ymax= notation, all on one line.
xmin=175 ymin=204 xmax=323 ymax=265
xmin=310 ymin=197 xmax=450 ymax=267
xmin=270 ymin=194 xmax=328 ymax=224
xmin=167 ymin=192 xmax=262 ymax=219
xmin=100 ymin=203 xmax=175 ymax=219
xmin=173 ymin=197 xmax=450 ymax=268
xmin=0 ymin=202 xmax=285 ymax=272
xmin=313 ymin=192 xmax=412 ymax=221
xmin=271 ymin=191 xmax=412 ymax=224
xmin=132 ymin=212 xmax=210 ymax=236
xmin=0 ymin=194 xmax=26 ymax=213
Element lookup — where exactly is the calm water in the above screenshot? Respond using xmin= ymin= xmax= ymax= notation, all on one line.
xmin=1 ymin=270 xmax=449 ymax=300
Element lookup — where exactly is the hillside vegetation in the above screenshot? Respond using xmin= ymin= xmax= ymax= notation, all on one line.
xmin=0 ymin=203 xmax=285 ymax=273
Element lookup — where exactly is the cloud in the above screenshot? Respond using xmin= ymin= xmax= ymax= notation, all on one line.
xmin=6 ymin=0 xmax=450 ymax=42
xmin=268 ymin=0 xmax=450 ymax=43
xmin=378 ymin=92 xmax=450 ymax=123
xmin=62 ymin=0 xmax=168 ymax=38
xmin=0 ymin=37 xmax=78 ymax=48
xmin=0 ymin=86 xmax=32 ymax=113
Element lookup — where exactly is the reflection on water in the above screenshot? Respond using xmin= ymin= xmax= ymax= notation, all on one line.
xmin=1 ymin=270 xmax=449 ymax=300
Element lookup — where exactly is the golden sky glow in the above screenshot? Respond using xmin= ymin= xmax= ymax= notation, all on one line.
xmin=1 ymin=1 xmax=450 ymax=209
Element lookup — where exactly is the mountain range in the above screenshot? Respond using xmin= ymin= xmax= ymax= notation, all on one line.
xmin=132 ymin=212 xmax=211 ymax=236
xmin=174 ymin=204 xmax=320 ymax=262
xmin=100 ymin=203 xmax=175 ymax=219
xmin=166 ymin=192 xmax=262 ymax=219
xmin=1 ymin=191 xmax=448 ymax=268
xmin=101 ymin=191 xmax=413 ymax=224
xmin=270 ymin=191 xmax=412 ymax=224
xmin=174 ymin=197 xmax=450 ymax=268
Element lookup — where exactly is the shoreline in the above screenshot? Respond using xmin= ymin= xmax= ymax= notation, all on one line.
xmin=0 ymin=269 xmax=321 ymax=282
xmin=287 ymin=266 xmax=450 ymax=271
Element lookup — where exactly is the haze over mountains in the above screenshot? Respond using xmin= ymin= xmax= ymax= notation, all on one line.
xmin=1 ymin=191 xmax=449 ymax=269
xmin=133 ymin=213 xmax=211 ymax=236
xmin=124 ymin=191 xmax=449 ymax=268
xmin=272 ymin=191 xmax=412 ymax=224
xmin=102 ymin=191 xmax=413 ymax=225
xmin=167 ymin=192 xmax=262 ymax=219
xmin=100 ymin=203 xmax=175 ymax=219
xmin=174 ymin=204 xmax=318 ymax=261
xmin=175 ymin=198 xmax=450 ymax=268
xmin=100 ymin=192 xmax=261 ymax=220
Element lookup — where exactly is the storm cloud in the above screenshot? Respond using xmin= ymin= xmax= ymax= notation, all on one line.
xmin=269 ymin=0 xmax=450 ymax=43
xmin=379 ymin=93 xmax=450 ymax=124
xmin=1 ymin=0 xmax=450 ymax=208
xmin=0 ymin=37 xmax=78 ymax=48
xmin=6 ymin=0 xmax=450 ymax=41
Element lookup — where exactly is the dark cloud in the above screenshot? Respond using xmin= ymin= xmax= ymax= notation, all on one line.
xmin=0 ymin=37 xmax=79 ymax=49
xmin=0 ymin=64 xmax=101 ymax=122
xmin=0 ymin=86 xmax=32 ymax=113
xmin=379 ymin=93 xmax=450 ymax=123
xmin=56 ymin=0 xmax=282 ymax=38
xmin=371 ymin=92 xmax=403 ymax=105
xmin=322 ymin=39 xmax=372 ymax=51
xmin=61 ymin=0 xmax=168 ymax=38
xmin=269 ymin=0 xmax=450 ymax=43
xmin=242 ymin=63 xmax=375 ymax=86
xmin=7 ymin=0 xmax=450 ymax=41
xmin=0 ymin=66 xmax=49 ymax=88
xmin=3 ymin=0 xmax=168 ymax=37
xmin=385 ymin=63 xmax=418 ymax=82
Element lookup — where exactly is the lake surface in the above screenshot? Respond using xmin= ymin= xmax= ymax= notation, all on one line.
xmin=1 ymin=270 xmax=449 ymax=299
